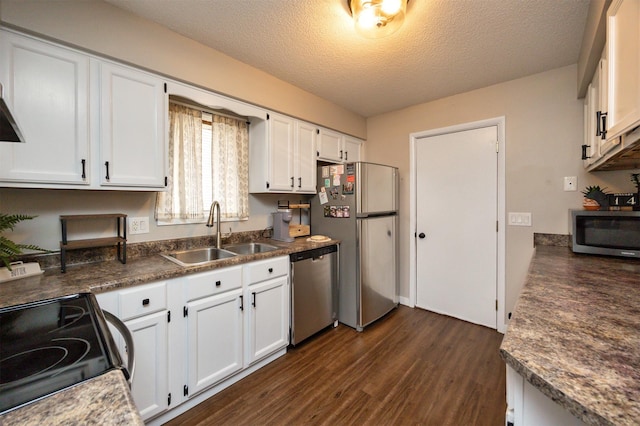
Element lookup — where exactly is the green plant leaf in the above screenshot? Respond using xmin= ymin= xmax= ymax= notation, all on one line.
xmin=0 ymin=214 xmax=50 ymax=270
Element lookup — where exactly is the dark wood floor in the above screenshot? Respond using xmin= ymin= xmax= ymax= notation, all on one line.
xmin=166 ymin=306 xmax=506 ymax=426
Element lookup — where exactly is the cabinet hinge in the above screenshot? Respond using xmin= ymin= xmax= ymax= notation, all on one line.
xmin=267 ymin=113 xmax=270 ymax=120
xmin=168 ymin=393 xmax=172 ymax=406
xmin=183 ymin=385 xmax=189 ymax=397
xmin=495 ymin=299 xmax=498 ymax=311
xmin=183 ymin=306 xmax=188 ymax=317
xmin=266 ymin=181 xmax=270 ymax=189
xmin=316 ymin=151 xmax=320 ymax=157
xmin=167 ymin=310 xmax=171 ymax=323
xmin=164 ymin=83 xmax=167 ymax=93
xmin=316 ymin=129 xmax=320 ymax=135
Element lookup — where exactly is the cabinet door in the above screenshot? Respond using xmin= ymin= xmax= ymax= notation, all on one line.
xmin=606 ymin=0 xmax=640 ymax=141
xmin=187 ymin=289 xmax=243 ymax=395
xmin=0 ymin=31 xmax=90 ymax=185
xmin=268 ymin=113 xmax=295 ymax=191
xmin=343 ymin=136 xmax=363 ymax=162
xmin=99 ymin=60 xmax=167 ymax=188
xmin=294 ymin=121 xmax=317 ymax=193
xmin=125 ymin=311 xmax=169 ymax=420
xmin=245 ymin=276 xmax=289 ymax=365
xmin=317 ymin=128 xmax=344 ymax=162
xmin=583 ymin=84 xmax=598 ymax=167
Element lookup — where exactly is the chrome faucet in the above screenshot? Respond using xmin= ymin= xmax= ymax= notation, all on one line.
xmin=206 ymin=201 xmax=222 ymax=249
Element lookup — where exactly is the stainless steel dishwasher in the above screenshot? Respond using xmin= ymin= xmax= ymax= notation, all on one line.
xmin=290 ymin=244 xmax=338 ymax=345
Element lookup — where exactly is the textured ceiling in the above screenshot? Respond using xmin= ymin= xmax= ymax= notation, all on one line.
xmin=104 ymin=0 xmax=590 ymax=117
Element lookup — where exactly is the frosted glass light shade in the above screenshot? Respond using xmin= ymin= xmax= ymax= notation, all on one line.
xmin=349 ymin=0 xmax=408 ymax=38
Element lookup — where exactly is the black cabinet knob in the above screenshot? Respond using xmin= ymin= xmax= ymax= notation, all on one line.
xmin=418 ymin=233 xmax=426 ymax=239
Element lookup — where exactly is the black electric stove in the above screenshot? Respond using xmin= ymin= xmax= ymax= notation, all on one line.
xmin=0 ymin=293 xmax=126 ymax=414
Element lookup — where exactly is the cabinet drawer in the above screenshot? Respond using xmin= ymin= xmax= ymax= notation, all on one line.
xmin=118 ymin=281 xmax=167 ymax=321
xmin=245 ymin=256 xmax=289 ymax=284
xmin=185 ymin=265 xmax=242 ymax=302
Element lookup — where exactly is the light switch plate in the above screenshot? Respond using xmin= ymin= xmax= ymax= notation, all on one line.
xmin=129 ymin=216 xmax=149 ymax=234
xmin=508 ymin=212 xmax=532 ymax=227
xmin=564 ymin=176 xmax=577 ymax=191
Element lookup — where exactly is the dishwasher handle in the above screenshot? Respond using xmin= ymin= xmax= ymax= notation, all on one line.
xmin=290 ymin=244 xmax=337 ymax=262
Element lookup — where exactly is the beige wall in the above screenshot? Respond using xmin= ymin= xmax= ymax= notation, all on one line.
xmin=365 ymin=64 xmax=631 ymax=323
xmin=0 ymin=0 xmax=363 ymax=251
xmin=0 ymin=0 xmax=366 ymax=137
xmin=1 ymin=1 xmax=635 ymax=323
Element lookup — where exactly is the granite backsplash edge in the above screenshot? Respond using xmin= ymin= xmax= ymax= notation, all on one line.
xmin=533 ymin=233 xmax=570 ymax=248
xmin=15 ymin=229 xmax=273 ymax=270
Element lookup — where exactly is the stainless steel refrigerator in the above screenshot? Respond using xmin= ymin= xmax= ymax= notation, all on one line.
xmin=311 ymin=162 xmax=398 ymax=331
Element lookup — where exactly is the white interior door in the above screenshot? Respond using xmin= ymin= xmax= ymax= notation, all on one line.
xmin=415 ymin=125 xmax=498 ymax=329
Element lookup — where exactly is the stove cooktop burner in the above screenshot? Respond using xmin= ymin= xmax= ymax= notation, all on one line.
xmin=0 ymin=294 xmax=122 ymax=414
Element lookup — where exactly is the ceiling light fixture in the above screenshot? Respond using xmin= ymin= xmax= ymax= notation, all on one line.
xmin=348 ymin=0 xmax=408 ymax=39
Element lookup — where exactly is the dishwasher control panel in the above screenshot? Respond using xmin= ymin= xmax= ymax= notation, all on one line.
xmin=290 ymin=244 xmax=337 ymax=262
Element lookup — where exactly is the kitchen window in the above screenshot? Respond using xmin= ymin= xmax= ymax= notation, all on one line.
xmin=155 ymin=102 xmax=249 ymax=225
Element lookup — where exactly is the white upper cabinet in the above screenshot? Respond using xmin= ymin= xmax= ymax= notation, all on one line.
xmin=606 ymin=0 xmax=640 ymax=142
xmin=268 ymin=112 xmax=295 ymax=191
xmin=583 ymin=57 xmax=606 ymax=166
xmin=317 ymin=128 xmax=365 ymax=163
xmin=249 ymin=112 xmax=317 ymax=194
xmin=97 ymin=60 xmax=168 ymax=188
xmin=0 ymin=29 xmax=168 ymax=190
xmin=0 ymin=30 xmax=90 ymax=186
xmin=294 ymin=120 xmax=318 ymax=192
xmin=343 ymin=136 xmax=364 ymax=162
xmin=317 ymin=127 xmax=344 ymax=163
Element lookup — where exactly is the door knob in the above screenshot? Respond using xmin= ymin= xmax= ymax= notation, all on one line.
xmin=418 ymin=233 xmax=426 ymax=239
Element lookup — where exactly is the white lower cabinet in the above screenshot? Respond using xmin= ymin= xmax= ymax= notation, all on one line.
xmin=96 ymin=280 xmax=170 ymax=422
xmin=96 ymin=257 xmax=290 ymax=424
xmin=243 ymin=256 xmax=290 ymax=365
xmin=506 ymin=365 xmax=585 ymax=426
xmin=124 ymin=311 xmax=169 ymax=420
xmin=245 ymin=275 xmax=289 ymax=364
xmin=186 ymin=288 xmax=244 ymax=395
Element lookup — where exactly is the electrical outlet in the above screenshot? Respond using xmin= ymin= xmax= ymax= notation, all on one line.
xmin=508 ymin=212 xmax=532 ymax=227
xmin=564 ymin=176 xmax=577 ymax=191
xmin=129 ymin=216 xmax=149 ymax=234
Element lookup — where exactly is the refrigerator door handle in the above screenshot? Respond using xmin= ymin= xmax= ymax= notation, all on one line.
xmin=356 ymin=211 xmax=398 ymax=219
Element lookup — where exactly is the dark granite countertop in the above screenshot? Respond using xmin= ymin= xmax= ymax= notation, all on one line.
xmin=0 ymin=370 xmax=143 ymax=426
xmin=0 ymin=237 xmax=338 ymax=309
xmin=500 ymin=246 xmax=640 ymax=426
xmin=0 ymin=236 xmax=338 ymax=423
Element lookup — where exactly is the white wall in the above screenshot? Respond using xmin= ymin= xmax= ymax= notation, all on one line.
xmin=0 ymin=0 xmax=366 ymax=138
xmin=0 ymin=188 xmax=308 ymax=249
xmin=364 ymin=64 xmax=632 ymax=323
xmin=0 ymin=0 xmax=352 ymax=252
xmin=1 ymin=1 xmax=636 ymax=323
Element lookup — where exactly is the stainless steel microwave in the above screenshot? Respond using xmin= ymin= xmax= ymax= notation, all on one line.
xmin=571 ymin=210 xmax=640 ymax=258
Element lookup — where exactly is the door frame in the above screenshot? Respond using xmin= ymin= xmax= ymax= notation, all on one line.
xmin=409 ymin=117 xmax=506 ymax=333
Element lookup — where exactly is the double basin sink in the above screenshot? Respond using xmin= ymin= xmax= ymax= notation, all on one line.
xmin=161 ymin=242 xmax=279 ymax=267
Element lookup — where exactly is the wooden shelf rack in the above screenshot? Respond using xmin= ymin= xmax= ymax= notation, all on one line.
xmin=60 ymin=213 xmax=127 ymax=272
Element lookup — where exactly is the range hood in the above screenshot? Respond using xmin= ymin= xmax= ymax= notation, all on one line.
xmin=0 ymin=83 xmax=25 ymax=143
